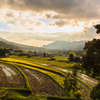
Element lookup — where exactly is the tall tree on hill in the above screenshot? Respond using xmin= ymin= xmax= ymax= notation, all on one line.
xmin=82 ymin=25 xmax=100 ymax=76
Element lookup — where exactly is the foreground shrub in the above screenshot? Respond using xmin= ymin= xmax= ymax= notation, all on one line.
xmin=90 ymin=82 xmax=100 ymax=99
xmin=73 ymin=64 xmax=81 ymax=70
xmin=74 ymin=90 xmax=82 ymax=99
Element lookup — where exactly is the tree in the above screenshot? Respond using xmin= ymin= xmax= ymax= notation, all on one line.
xmin=82 ymin=24 xmax=100 ymax=76
xmin=82 ymin=39 xmax=100 ymax=76
xmin=68 ymin=52 xmax=76 ymax=61
xmin=64 ymin=73 xmax=77 ymax=92
xmin=64 ymin=67 xmax=77 ymax=92
xmin=64 ymin=68 xmax=82 ymax=99
xmin=90 ymin=82 xmax=100 ymax=100
xmin=43 ymin=52 xmax=47 ymax=57
xmin=0 ymin=47 xmax=9 ymax=57
xmin=74 ymin=57 xmax=81 ymax=63
xmin=94 ymin=24 xmax=100 ymax=35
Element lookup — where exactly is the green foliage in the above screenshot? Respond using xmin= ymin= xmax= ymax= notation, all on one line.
xmin=74 ymin=57 xmax=81 ymax=63
xmin=13 ymin=65 xmax=31 ymax=91
xmin=14 ymin=49 xmax=23 ymax=52
xmin=76 ymin=77 xmax=92 ymax=90
xmin=64 ymin=72 xmax=77 ymax=92
xmin=48 ymin=57 xmax=56 ymax=61
xmin=3 ymin=55 xmax=75 ymax=69
xmin=74 ymin=90 xmax=82 ymax=99
xmin=68 ymin=52 xmax=76 ymax=61
xmin=82 ymin=39 xmax=100 ymax=76
xmin=73 ymin=64 xmax=81 ymax=70
xmin=94 ymin=24 xmax=100 ymax=34
xmin=0 ymin=47 xmax=9 ymax=57
xmin=0 ymin=59 xmax=76 ymax=99
xmin=90 ymin=82 xmax=100 ymax=99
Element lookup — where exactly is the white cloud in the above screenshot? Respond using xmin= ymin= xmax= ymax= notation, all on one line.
xmin=0 ymin=0 xmax=99 ymax=46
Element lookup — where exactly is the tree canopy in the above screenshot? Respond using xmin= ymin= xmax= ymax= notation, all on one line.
xmin=94 ymin=24 xmax=100 ymax=34
xmin=82 ymin=39 xmax=100 ymax=76
xmin=90 ymin=82 xmax=100 ymax=99
xmin=68 ymin=52 xmax=76 ymax=61
xmin=82 ymin=24 xmax=100 ymax=76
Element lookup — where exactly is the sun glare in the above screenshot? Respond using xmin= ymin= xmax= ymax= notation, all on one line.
xmin=63 ymin=25 xmax=84 ymax=33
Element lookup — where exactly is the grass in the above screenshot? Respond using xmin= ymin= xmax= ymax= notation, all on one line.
xmin=1 ymin=56 xmax=93 ymax=99
xmin=1 ymin=57 xmax=92 ymax=98
xmin=0 ymin=58 xmax=69 ymax=90
xmin=0 ymin=60 xmax=76 ymax=99
xmin=8 ymin=55 xmax=75 ymax=69
xmin=12 ymin=64 xmax=31 ymax=91
xmin=0 ymin=58 xmax=66 ymax=77
xmin=76 ymin=77 xmax=92 ymax=90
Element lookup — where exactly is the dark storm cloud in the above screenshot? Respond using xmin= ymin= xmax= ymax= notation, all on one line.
xmin=0 ymin=0 xmax=98 ymax=21
xmin=0 ymin=0 xmax=97 ymax=28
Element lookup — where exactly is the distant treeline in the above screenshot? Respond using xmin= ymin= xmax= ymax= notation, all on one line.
xmin=47 ymin=50 xmax=83 ymax=56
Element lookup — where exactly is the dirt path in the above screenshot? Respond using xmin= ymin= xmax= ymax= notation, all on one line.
xmin=0 ymin=63 xmax=25 ymax=88
xmin=19 ymin=67 xmax=69 ymax=97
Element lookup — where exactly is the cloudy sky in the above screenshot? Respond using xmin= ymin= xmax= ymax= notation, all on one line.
xmin=0 ymin=0 xmax=100 ymax=47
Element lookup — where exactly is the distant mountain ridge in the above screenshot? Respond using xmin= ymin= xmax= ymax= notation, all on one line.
xmin=0 ymin=37 xmax=45 ymax=50
xmin=0 ymin=40 xmax=21 ymax=49
xmin=42 ymin=41 xmax=87 ymax=50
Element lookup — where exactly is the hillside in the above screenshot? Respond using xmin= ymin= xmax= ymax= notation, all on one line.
xmin=42 ymin=41 xmax=87 ymax=50
xmin=11 ymin=42 xmax=45 ymax=51
xmin=0 ymin=37 xmax=45 ymax=50
xmin=0 ymin=41 xmax=21 ymax=49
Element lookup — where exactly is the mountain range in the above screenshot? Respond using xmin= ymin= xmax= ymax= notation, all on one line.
xmin=0 ymin=37 xmax=45 ymax=51
xmin=0 ymin=37 xmax=87 ymax=51
xmin=42 ymin=41 xmax=87 ymax=51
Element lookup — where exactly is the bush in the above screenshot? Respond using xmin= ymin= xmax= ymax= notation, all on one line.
xmin=68 ymin=52 xmax=76 ymax=61
xmin=74 ymin=57 xmax=81 ymax=63
xmin=64 ymin=72 xmax=77 ymax=92
xmin=74 ymin=90 xmax=82 ymax=99
xmin=73 ymin=64 xmax=81 ymax=70
xmin=48 ymin=57 xmax=56 ymax=61
xmin=90 ymin=82 xmax=100 ymax=99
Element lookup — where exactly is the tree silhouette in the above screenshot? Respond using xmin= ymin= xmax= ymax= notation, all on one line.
xmin=82 ymin=25 xmax=100 ymax=76
xmin=94 ymin=24 xmax=100 ymax=35
xmin=90 ymin=82 xmax=100 ymax=99
xmin=68 ymin=52 xmax=75 ymax=61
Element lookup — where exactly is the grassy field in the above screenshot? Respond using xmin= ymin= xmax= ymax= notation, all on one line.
xmin=0 ymin=55 xmax=95 ymax=99
xmin=0 ymin=56 xmax=76 ymax=99
xmin=8 ymin=55 xmax=75 ymax=69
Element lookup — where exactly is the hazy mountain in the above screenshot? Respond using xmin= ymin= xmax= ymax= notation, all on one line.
xmin=0 ymin=37 xmax=45 ymax=51
xmin=0 ymin=41 xmax=21 ymax=49
xmin=42 ymin=41 xmax=87 ymax=50
xmin=12 ymin=42 xmax=45 ymax=51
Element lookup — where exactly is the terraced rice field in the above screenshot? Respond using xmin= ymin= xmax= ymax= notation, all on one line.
xmin=0 ymin=63 xmax=25 ymax=88
xmin=0 ymin=59 xmax=72 ymax=99
xmin=20 ymin=67 xmax=68 ymax=96
xmin=0 ymin=57 xmax=97 ymax=100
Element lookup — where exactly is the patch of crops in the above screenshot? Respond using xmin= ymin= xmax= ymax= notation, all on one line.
xmin=0 ymin=63 xmax=25 ymax=88
xmin=1 ymin=58 xmax=65 ymax=77
xmin=0 ymin=60 xmax=75 ymax=99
